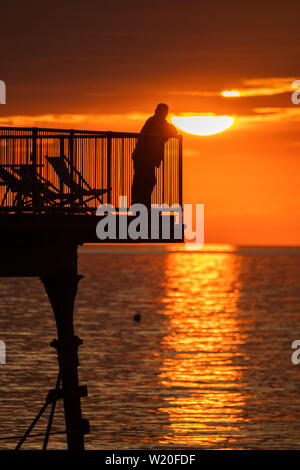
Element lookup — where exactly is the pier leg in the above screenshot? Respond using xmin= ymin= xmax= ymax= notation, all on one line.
xmin=41 ymin=269 xmax=89 ymax=450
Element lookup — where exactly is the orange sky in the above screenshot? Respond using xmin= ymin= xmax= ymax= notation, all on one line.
xmin=0 ymin=1 xmax=300 ymax=245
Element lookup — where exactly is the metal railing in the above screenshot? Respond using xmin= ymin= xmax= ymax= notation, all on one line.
xmin=0 ymin=126 xmax=182 ymax=214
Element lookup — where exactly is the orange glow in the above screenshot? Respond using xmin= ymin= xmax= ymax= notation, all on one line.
xmin=171 ymin=115 xmax=235 ymax=136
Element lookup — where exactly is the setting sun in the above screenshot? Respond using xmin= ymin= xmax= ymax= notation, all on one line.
xmin=171 ymin=115 xmax=235 ymax=136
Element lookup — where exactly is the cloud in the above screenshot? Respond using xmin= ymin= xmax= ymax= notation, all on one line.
xmin=0 ymin=112 xmax=148 ymax=128
xmin=1 ymin=106 xmax=300 ymax=131
xmin=169 ymin=77 xmax=298 ymax=98
xmin=237 ymin=77 xmax=298 ymax=97
xmin=239 ymin=107 xmax=300 ymax=122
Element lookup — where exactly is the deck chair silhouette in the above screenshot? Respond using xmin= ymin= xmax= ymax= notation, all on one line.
xmin=46 ymin=155 xmax=109 ymax=206
xmin=0 ymin=164 xmax=61 ymax=210
xmin=0 ymin=166 xmax=26 ymax=208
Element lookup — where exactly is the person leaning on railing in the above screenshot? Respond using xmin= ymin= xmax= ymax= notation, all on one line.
xmin=131 ymin=103 xmax=177 ymax=207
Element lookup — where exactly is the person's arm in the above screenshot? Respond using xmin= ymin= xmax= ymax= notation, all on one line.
xmin=167 ymin=122 xmax=178 ymax=137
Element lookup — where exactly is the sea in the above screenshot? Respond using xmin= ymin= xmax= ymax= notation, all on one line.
xmin=0 ymin=244 xmax=300 ymax=449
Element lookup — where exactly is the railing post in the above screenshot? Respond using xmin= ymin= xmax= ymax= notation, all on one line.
xmin=32 ymin=127 xmax=38 ymax=213
xmin=162 ymin=157 xmax=165 ymax=206
xmin=178 ymin=135 xmax=183 ymax=208
xmin=107 ymin=132 xmax=112 ymax=204
xmin=59 ymin=137 xmax=65 ymax=201
xmin=69 ymin=130 xmax=74 ymax=209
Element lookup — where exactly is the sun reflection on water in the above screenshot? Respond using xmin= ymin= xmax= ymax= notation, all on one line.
xmin=156 ymin=252 xmax=249 ymax=447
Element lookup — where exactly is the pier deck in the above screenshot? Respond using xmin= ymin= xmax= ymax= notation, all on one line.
xmin=0 ymin=126 xmax=183 ymax=450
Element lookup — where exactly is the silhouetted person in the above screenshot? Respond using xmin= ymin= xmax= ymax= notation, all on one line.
xmin=131 ymin=103 xmax=177 ymax=207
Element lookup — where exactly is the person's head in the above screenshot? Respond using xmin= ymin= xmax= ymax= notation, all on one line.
xmin=154 ymin=103 xmax=169 ymax=119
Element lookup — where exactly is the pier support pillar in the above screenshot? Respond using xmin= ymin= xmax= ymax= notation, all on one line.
xmin=41 ymin=266 xmax=89 ymax=450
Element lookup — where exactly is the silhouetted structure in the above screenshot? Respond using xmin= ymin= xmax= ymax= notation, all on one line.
xmin=131 ymin=104 xmax=178 ymax=207
xmin=0 ymin=126 xmax=183 ymax=450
